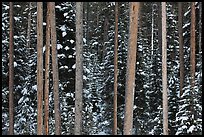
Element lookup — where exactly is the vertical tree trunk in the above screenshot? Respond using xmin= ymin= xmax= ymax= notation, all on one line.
xmin=74 ymin=2 xmax=83 ymax=135
xmin=198 ymin=2 xmax=202 ymax=60
xmin=8 ymin=2 xmax=14 ymax=135
xmin=113 ymin=2 xmax=118 ymax=135
xmin=44 ymin=2 xmax=51 ymax=135
xmin=157 ymin=2 xmax=162 ymax=55
xmin=50 ymin=2 xmax=61 ymax=135
xmin=178 ymin=2 xmax=184 ymax=97
xmin=161 ymin=2 xmax=168 ymax=135
xmin=190 ymin=2 xmax=195 ymax=114
xmin=27 ymin=2 xmax=31 ymax=49
xmin=123 ymin=2 xmax=140 ymax=135
xmin=37 ymin=2 xmax=44 ymax=135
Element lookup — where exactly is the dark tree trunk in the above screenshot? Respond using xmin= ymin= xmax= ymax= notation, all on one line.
xmin=8 ymin=2 xmax=14 ymax=135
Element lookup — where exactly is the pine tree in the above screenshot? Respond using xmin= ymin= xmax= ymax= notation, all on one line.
xmin=8 ymin=2 xmax=14 ymax=135
xmin=50 ymin=2 xmax=61 ymax=135
xmin=113 ymin=2 xmax=118 ymax=135
xmin=178 ymin=2 xmax=184 ymax=97
xmin=123 ymin=2 xmax=140 ymax=135
xmin=37 ymin=2 xmax=43 ymax=135
xmin=74 ymin=2 xmax=83 ymax=135
xmin=161 ymin=2 xmax=168 ymax=135
xmin=44 ymin=2 xmax=51 ymax=135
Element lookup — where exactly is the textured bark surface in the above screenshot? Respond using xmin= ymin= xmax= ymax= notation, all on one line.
xmin=9 ymin=2 xmax=14 ymax=135
xmin=161 ymin=2 xmax=168 ymax=135
xmin=74 ymin=2 xmax=83 ymax=135
xmin=190 ymin=2 xmax=195 ymax=114
xmin=44 ymin=2 xmax=51 ymax=135
xmin=50 ymin=2 xmax=61 ymax=135
xmin=37 ymin=2 xmax=43 ymax=135
xmin=113 ymin=2 xmax=118 ymax=135
xmin=123 ymin=2 xmax=140 ymax=135
xmin=26 ymin=2 xmax=31 ymax=49
xmin=178 ymin=2 xmax=184 ymax=97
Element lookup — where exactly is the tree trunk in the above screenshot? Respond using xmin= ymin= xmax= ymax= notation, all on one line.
xmin=157 ymin=2 xmax=162 ymax=55
xmin=123 ymin=2 xmax=140 ymax=135
xmin=44 ymin=2 xmax=51 ymax=135
xmin=37 ymin=2 xmax=44 ymax=135
xmin=178 ymin=2 xmax=184 ymax=97
xmin=27 ymin=2 xmax=31 ymax=49
xmin=113 ymin=2 xmax=118 ymax=135
xmin=50 ymin=2 xmax=61 ymax=135
xmin=190 ymin=2 xmax=195 ymax=114
xmin=74 ymin=2 xmax=83 ymax=135
xmin=198 ymin=2 xmax=202 ymax=60
xmin=9 ymin=2 xmax=14 ymax=135
xmin=161 ymin=2 xmax=168 ymax=135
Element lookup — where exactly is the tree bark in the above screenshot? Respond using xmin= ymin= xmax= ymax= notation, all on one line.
xmin=9 ymin=2 xmax=14 ymax=135
xmin=178 ymin=2 xmax=184 ymax=97
xmin=157 ymin=2 xmax=162 ymax=55
xmin=113 ymin=2 xmax=118 ymax=135
xmin=74 ymin=2 xmax=83 ymax=135
xmin=190 ymin=2 xmax=195 ymax=114
xmin=37 ymin=2 xmax=44 ymax=135
xmin=44 ymin=2 xmax=51 ymax=135
xmin=123 ymin=2 xmax=140 ymax=135
xmin=161 ymin=2 xmax=168 ymax=135
xmin=50 ymin=2 xmax=61 ymax=135
xmin=27 ymin=2 xmax=31 ymax=49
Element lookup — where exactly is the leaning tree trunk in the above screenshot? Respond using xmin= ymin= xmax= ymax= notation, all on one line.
xmin=50 ymin=2 xmax=61 ymax=135
xmin=178 ymin=2 xmax=184 ymax=97
xmin=123 ymin=2 xmax=140 ymax=135
xmin=9 ymin=2 xmax=14 ymax=135
xmin=74 ymin=2 xmax=83 ymax=135
xmin=161 ymin=2 xmax=168 ymax=135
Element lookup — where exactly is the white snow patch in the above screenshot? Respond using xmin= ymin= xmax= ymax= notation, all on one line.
xmin=94 ymin=131 xmax=107 ymax=135
xmin=65 ymin=46 xmax=69 ymax=50
xmin=57 ymin=44 xmax=63 ymax=50
xmin=64 ymin=12 xmax=68 ymax=17
xmin=72 ymin=64 xmax=76 ymax=69
xmin=59 ymin=65 xmax=68 ymax=69
xmin=14 ymin=62 xmax=17 ymax=67
xmin=60 ymin=25 xmax=66 ymax=31
xmin=70 ymin=39 xmax=74 ymax=44
xmin=187 ymin=125 xmax=195 ymax=133
xmin=62 ymin=32 xmax=67 ymax=37
xmin=32 ymin=85 xmax=37 ymax=91
xmin=14 ymin=17 xmax=20 ymax=21
xmin=93 ymin=41 xmax=98 ymax=45
xmin=43 ymin=46 xmax=45 ymax=53
xmin=83 ymin=38 xmax=86 ymax=43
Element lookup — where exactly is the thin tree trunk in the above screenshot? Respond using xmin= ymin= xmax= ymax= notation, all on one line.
xmin=44 ymin=2 xmax=51 ymax=135
xmin=27 ymin=2 xmax=31 ymax=49
xmin=161 ymin=2 xmax=168 ymax=135
xmin=123 ymin=2 xmax=140 ymax=135
xmin=198 ymin=2 xmax=202 ymax=59
xmin=113 ymin=2 xmax=118 ymax=135
xmin=190 ymin=2 xmax=195 ymax=114
xmin=157 ymin=2 xmax=162 ymax=55
xmin=178 ymin=2 xmax=184 ymax=97
xmin=8 ymin=2 xmax=14 ymax=135
xmin=37 ymin=2 xmax=44 ymax=135
xmin=50 ymin=2 xmax=61 ymax=135
xmin=74 ymin=2 xmax=83 ymax=135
